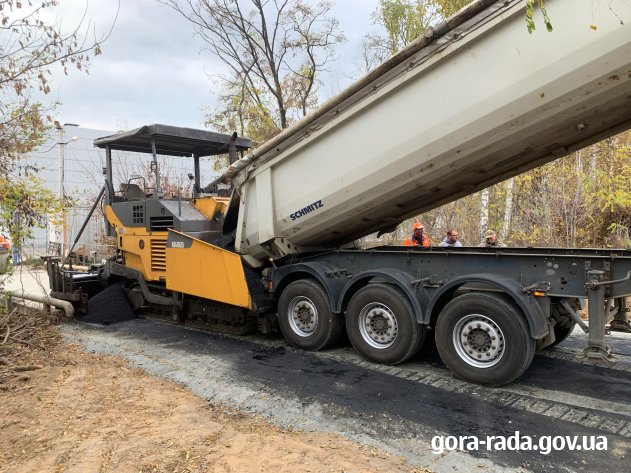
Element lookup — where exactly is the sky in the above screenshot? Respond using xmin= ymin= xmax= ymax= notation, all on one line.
xmin=45 ymin=0 xmax=381 ymax=133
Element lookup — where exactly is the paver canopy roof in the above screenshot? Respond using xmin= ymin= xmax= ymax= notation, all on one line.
xmin=94 ymin=124 xmax=252 ymax=157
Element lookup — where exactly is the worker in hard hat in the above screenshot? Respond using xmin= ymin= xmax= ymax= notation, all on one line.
xmin=479 ymin=229 xmax=506 ymax=247
xmin=403 ymin=222 xmax=431 ymax=247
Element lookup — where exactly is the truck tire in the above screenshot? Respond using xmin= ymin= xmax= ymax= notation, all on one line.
xmin=435 ymin=292 xmax=535 ymax=386
xmin=277 ymin=279 xmax=343 ymax=351
xmin=346 ymin=284 xmax=424 ymax=365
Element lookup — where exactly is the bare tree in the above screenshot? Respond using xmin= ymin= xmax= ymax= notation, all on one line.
xmin=500 ymin=178 xmax=514 ymax=241
xmin=159 ymin=0 xmax=344 ymax=133
xmin=479 ymin=187 xmax=490 ymax=241
xmin=1 ymin=1 xmax=118 ymax=168
xmin=1 ymin=0 xmax=117 ymax=256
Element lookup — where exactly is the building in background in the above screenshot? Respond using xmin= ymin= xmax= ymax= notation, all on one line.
xmin=22 ymin=126 xmax=108 ymax=261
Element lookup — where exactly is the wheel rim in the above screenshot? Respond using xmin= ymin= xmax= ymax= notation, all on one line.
xmin=453 ymin=314 xmax=505 ymax=368
xmin=358 ymin=302 xmax=398 ymax=349
xmin=288 ymin=296 xmax=318 ymax=337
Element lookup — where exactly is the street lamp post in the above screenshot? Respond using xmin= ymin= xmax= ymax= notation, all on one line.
xmin=53 ymin=123 xmax=79 ymax=256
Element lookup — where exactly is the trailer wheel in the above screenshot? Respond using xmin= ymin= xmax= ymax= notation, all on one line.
xmin=548 ymin=300 xmax=578 ymax=347
xmin=435 ymin=292 xmax=535 ymax=386
xmin=277 ymin=279 xmax=343 ymax=351
xmin=346 ymin=284 xmax=424 ymax=365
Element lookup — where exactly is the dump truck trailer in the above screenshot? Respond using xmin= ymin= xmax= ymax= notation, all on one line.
xmin=48 ymin=0 xmax=631 ymax=386
xmin=227 ymin=0 xmax=631 ymax=264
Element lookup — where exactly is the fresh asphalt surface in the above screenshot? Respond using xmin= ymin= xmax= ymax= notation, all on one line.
xmin=64 ymin=316 xmax=631 ymax=473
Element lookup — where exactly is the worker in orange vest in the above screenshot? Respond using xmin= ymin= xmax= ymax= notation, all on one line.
xmin=0 ymin=234 xmax=11 ymax=250
xmin=403 ymin=222 xmax=431 ymax=247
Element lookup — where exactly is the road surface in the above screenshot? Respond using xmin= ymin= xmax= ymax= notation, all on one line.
xmin=61 ymin=316 xmax=631 ymax=473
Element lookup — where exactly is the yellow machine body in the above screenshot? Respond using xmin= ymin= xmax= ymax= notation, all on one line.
xmin=105 ymin=205 xmax=169 ymax=282
xmin=192 ymin=196 xmax=229 ymax=220
xmin=104 ymin=201 xmax=252 ymax=309
xmin=165 ymin=230 xmax=252 ymax=309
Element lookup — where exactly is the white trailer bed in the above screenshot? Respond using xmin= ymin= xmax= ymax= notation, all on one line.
xmin=230 ymin=0 xmax=631 ymax=263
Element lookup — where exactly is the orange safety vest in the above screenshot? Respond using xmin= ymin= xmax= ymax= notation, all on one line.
xmin=403 ymin=234 xmax=431 ymax=247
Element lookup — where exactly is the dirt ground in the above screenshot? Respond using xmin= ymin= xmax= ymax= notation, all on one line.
xmin=0 ymin=309 xmax=430 ymax=473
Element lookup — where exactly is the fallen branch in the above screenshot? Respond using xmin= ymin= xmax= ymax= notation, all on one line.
xmin=11 ymin=365 xmax=43 ymax=372
xmin=32 ymin=333 xmax=61 ymax=342
xmin=11 ymin=384 xmax=36 ymax=393
xmin=9 ymin=337 xmax=36 ymax=348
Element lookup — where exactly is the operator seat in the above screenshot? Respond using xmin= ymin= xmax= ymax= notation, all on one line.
xmin=119 ymin=183 xmax=146 ymax=201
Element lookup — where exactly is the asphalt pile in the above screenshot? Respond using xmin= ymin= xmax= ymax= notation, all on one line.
xmin=211 ymin=231 xmax=236 ymax=252
xmin=79 ymin=282 xmax=136 ymax=325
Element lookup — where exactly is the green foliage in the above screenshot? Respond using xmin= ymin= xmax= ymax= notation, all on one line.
xmin=364 ymin=0 xmax=553 ymax=75
xmin=360 ymin=1 xmax=474 ymax=72
xmin=435 ymin=0 xmax=472 ymax=18
xmin=582 ymin=139 xmax=631 ymax=247
xmin=0 ymin=101 xmax=59 ymax=262
xmin=204 ymin=77 xmax=282 ymax=148
xmin=377 ymin=0 xmax=434 ymax=54
xmin=0 ymin=174 xmax=61 ymax=251
xmin=401 ymin=131 xmax=631 ymax=249
xmin=526 ymin=0 xmax=553 ymax=34
xmin=375 ymin=0 xmax=474 ymax=53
